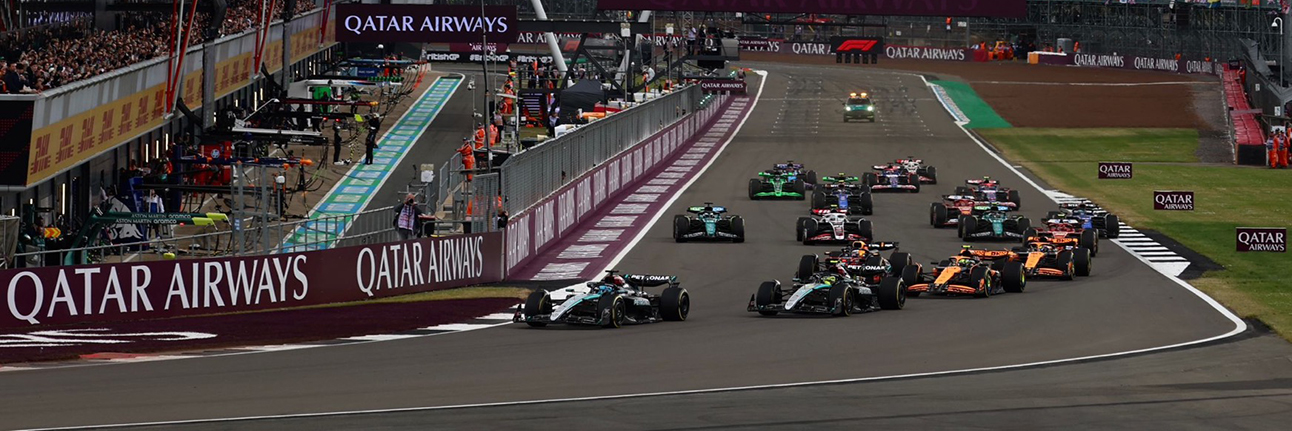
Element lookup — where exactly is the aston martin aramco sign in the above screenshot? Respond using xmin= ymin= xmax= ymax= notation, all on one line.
xmin=336 ymin=5 xmax=518 ymax=43
xmin=595 ymin=0 xmax=1026 ymax=18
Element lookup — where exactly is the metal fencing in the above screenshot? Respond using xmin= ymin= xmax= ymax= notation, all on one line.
xmin=499 ymin=86 xmax=700 ymax=215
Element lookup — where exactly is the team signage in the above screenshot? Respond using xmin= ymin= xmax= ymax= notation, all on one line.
xmin=1098 ymin=162 xmax=1133 ymax=179
xmin=1 ymin=233 xmax=503 ymax=328
xmin=831 ymin=36 xmax=884 ymax=54
xmin=595 ymin=0 xmax=1027 ymax=18
xmin=448 ymin=42 xmax=508 ymax=53
xmin=701 ymin=80 xmax=748 ymax=94
xmin=336 ymin=5 xmax=518 ymax=43
xmin=1153 ymin=191 xmax=1195 ymax=211
xmin=1236 ymin=228 xmax=1287 ymax=252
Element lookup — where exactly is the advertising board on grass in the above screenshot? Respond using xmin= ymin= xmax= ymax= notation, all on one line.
xmin=1236 ymin=228 xmax=1287 ymax=252
xmin=1153 ymin=191 xmax=1195 ymax=211
xmin=1098 ymin=162 xmax=1133 ymax=179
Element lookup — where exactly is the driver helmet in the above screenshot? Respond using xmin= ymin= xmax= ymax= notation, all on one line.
xmin=851 ymin=240 xmax=867 ymax=250
xmin=821 ymin=275 xmax=839 ymax=285
xmin=902 ymin=160 xmax=920 ymax=171
xmin=602 ymin=274 xmax=626 ymax=287
xmin=957 ymin=257 xmax=975 ymax=266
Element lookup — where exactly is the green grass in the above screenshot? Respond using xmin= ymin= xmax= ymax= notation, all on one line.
xmin=931 ymin=80 xmax=1012 ymax=129
xmin=978 ymin=128 xmax=1292 ymax=338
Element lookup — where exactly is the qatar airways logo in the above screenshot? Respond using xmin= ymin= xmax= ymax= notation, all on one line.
xmin=792 ymin=43 xmax=831 ymax=55
xmin=1153 ymin=191 xmax=1194 ymax=211
xmin=1236 ymin=228 xmax=1287 ymax=252
xmin=1074 ymin=53 xmax=1124 ymax=68
xmin=1098 ymin=162 xmax=1133 ymax=179
xmin=885 ymin=45 xmax=966 ymax=61
xmin=1133 ymin=57 xmax=1178 ymax=72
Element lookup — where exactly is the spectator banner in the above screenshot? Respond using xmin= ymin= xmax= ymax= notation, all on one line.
xmin=1098 ymin=162 xmax=1133 ymax=179
xmin=336 ymin=5 xmax=518 ymax=43
xmin=594 ymin=0 xmax=1027 ymax=18
xmin=0 ymin=233 xmax=504 ymax=328
xmin=1236 ymin=228 xmax=1287 ymax=253
xmin=1153 ymin=191 xmax=1195 ymax=211
xmin=701 ymin=80 xmax=748 ymax=94
xmin=830 ymin=37 xmax=884 ymax=54
xmin=0 ymin=101 xmax=35 ymax=187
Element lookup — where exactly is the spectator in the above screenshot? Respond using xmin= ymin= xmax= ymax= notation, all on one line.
xmin=392 ymin=193 xmax=434 ymax=240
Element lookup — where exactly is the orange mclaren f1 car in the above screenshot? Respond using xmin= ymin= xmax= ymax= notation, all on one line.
xmin=964 ymin=243 xmax=1092 ymax=280
xmin=903 ymin=246 xmax=1026 ymax=298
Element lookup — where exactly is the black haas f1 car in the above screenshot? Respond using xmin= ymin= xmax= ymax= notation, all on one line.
xmin=862 ymin=164 xmax=921 ymax=193
xmin=958 ymin=209 xmax=1031 ymax=242
xmin=965 ymin=243 xmax=1093 ymax=280
xmin=1045 ymin=200 xmax=1120 ymax=239
xmin=516 ymin=271 xmax=690 ymax=328
xmin=873 ymin=157 xmax=937 ymax=184
xmin=905 ymin=246 xmax=1027 ymax=298
xmin=1023 ymin=220 xmax=1100 ymax=256
xmin=811 ymin=174 xmax=874 ymax=215
xmin=796 ymin=208 xmax=874 ymax=245
xmin=955 ymin=176 xmax=1021 ymax=209
xmin=930 ymin=196 xmax=1018 ymax=228
xmin=674 ymin=203 xmax=745 ymax=243
xmin=804 ymin=241 xmax=918 ymax=286
xmin=748 ymin=264 xmax=905 ymax=316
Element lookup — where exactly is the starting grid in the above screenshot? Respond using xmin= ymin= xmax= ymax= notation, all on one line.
xmin=281 ymin=77 xmax=461 ymax=252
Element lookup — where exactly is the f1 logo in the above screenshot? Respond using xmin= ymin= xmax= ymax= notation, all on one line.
xmin=837 ymin=40 xmax=878 ymax=52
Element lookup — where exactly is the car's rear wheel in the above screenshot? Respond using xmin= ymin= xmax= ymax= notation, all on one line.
xmin=1104 ymin=214 xmax=1121 ymax=238
xmin=960 ymin=216 xmax=978 ymax=241
xmin=791 ymin=179 xmax=807 ymax=198
xmin=862 ymin=172 xmax=878 ymax=187
xmin=901 ymin=264 xmax=922 ymax=291
xmin=856 ymin=219 xmax=874 ymax=241
xmin=795 ymin=217 xmax=809 ymax=241
xmin=661 ymin=287 xmax=690 ymax=321
xmin=889 ymin=252 xmax=912 ymax=277
xmin=731 ymin=216 xmax=745 ymax=243
xmin=907 ymin=174 xmax=921 ymax=193
xmin=523 ymin=290 xmax=551 ymax=327
xmin=755 ymin=281 xmax=780 ymax=316
xmin=797 ymin=255 xmax=819 ymax=280
xmin=1002 ymin=261 xmax=1026 ymax=293
xmin=748 ymin=178 xmax=760 ymax=200
xmin=1080 ymin=229 xmax=1099 ymax=256
xmin=673 ymin=215 xmax=689 ymax=243
xmin=931 ymin=204 xmax=948 ymax=228
xmin=811 ymin=190 xmax=828 ymax=209
xmin=1008 ymin=189 xmax=1022 ymax=209
xmin=1022 ymin=227 xmax=1039 ymax=243
xmin=802 ymin=219 xmax=818 ymax=245
xmin=925 ymin=166 xmax=938 ymax=184
xmin=805 ymin=170 xmax=818 ymax=185
xmin=877 ymin=277 xmax=905 ymax=310
xmin=1074 ymin=247 xmax=1093 ymax=277
xmin=857 ymin=192 xmax=874 ymax=215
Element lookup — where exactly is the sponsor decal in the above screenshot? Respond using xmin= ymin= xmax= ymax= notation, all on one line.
xmin=1074 ymin=53 xmax=1125 ymax=68
xmin=1153 ymin=191 xmax=1194 ymax=211
xmin=448 ymin=42 xmax=508 ymax=53
xmin=336 ymin=5 xmax=517 ymax=43
xmin=1132 ymin=57 xmax=1179 ymax=72
xmin=515 ymin=32 xmax=596 ymax=45
xmin=831 ymin=37 xmax=883 ymax=53
xmin=1098 ymin=162 xmax=1133 ymax=179
xmin=1236 ymin=228 xmax=1287 ymax=253
xmin=594 ymin=0 xmax=1027 ymax=18
xmin=739 ymin=38 xmax=783 ymax=53
xmin=884 ymin=45 xmax=967 ymax=61
xmin=791 ymin=42 xmax=832 ymax=56
xmin=701 ymin=80 xmax=747 ymax=94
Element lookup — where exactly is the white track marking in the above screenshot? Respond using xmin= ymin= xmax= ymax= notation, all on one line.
xmin=972 ymin=81 xmax=1208 ymax=87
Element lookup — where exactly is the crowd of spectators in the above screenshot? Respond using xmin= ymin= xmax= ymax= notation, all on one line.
xmin=0 ymin=0 xmax=317 ymax=94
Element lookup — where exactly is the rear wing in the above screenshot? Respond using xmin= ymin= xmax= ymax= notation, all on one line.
xmin=820 ymin=175 xmax=859 ymax=183
xmin=625 ymin=274 xmax=678 ymax=287
xmin=867 ymin=241 xmax=899 ymax=251
xmin=971 ymin=202 xmax=1016 ymax=212
xmin=895 ymin=158 xmax=923 ymax=164
xmin=871 ymin=164 xmax=898 ymax=170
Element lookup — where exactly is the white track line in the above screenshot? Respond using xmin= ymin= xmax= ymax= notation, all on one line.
xmin=972 ymin=81 xmax=1208 ymax=87
xmin=18 ymin=69 xmax=1250 ymax=431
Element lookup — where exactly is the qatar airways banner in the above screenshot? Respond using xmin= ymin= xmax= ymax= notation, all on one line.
xmin=740 ymin=39 xmax=969 ymax=62
xmin=506 ymin=97 xmax=726 ymax=276
xmin=336 ymin=4 xmax=518 ymax=43
xmin=1 ymin=233 xmax=503 ymax=328
xmin=1069 ymin=53 xmax=1221 ymax=75
xmin=596 ymin=0 xmax=1027 ymax=18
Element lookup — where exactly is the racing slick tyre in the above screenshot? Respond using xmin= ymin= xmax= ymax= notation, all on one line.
xmin=1079 ymin=229 xmax=1099 ymax=256
xmin=925 ymin=166 xmax=938 ymax=184
xmin=796 ymin=217 xmax=810 ymax=241
xmin=1007 ymin=189 xmax=1022 ymax=210
xmin=931 ymin=204 xmax=948 ymax=228
xmin=960 ymin=216 xmax=979 ymax=241
xmin=673 ymin=215 xmax=689 ymax=243
xmin=861 ymin=172 xmax=878 ymax=187
xmin=889 ymin=252 xmax=912 ymax=277
xmin=970 ymin=266 xmax=993 ymax=298
xmin=828 ymin=283 xmax=853 ymax=316
xmin=857 ymin=192 xmax=874 ymax=215
xmin=901 ymin=265 xmax=922 ymax=296
xmin=1014 ymin=218 xmax=1032 ymax=239
xmin=802 ymin=219 xmax=819 ymax=245
xmin=523 ymin=290 xmax=551 ymax=327
xmin=907 ymin=174 xmax=921 ymax=193
xmin=1022 ymin=227 xmax=1040 ymax=244
xmin=661 ymin=287 xmax=690 ymax=321
xmin=731 ymin=216 xmax=746 ymax=243
xmin=599 ymin=294 xmax=627 ymax=328
xmin=1074 ymin=247 xmax=1093 ymax=277
xmin=797 ymin=255 xmax=819 ymax=280
xmin=876 ymin=276 xmax=906 ymax=310
xmin=811 ymin=190 xmax=828 ymax=210
xmin=1002 ymin=261 xmax=1027 ymax=293
xmin=791 ymin=179 xmax=807 ymax=199
xmin=755 ymin=281 xmax=781 ymax=316
xmin=856 ymin=219 xmax=874 ymax=241
xmin=1055 ymin=250 xmax=1076 ymax=281
xmin=805 ymin=170 xmax=818 ymax=185
xmin=748 ymin=178 xmax=761 ymax=200
xmin=1104 ymin=214 xmax=1121 ymax=239
xmin=954 ymin=186 xmax=973 ymax=196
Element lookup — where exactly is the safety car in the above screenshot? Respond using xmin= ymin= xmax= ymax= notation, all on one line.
xmin=843 ymin=92 xmax=876 ymax=122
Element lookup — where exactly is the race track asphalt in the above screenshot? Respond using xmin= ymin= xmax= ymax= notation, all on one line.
xmin=0 ymin=63 xmax=1284 ymax=430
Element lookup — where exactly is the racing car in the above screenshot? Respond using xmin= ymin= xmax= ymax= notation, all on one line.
xmin=1023 ymin=219 xmax=1100 ymax=256
xmin=1044 ymin=201 xmax=1120 ymax=239
xmin=930 ymin=196 xmax=1017 ymax=228
xmin=673 ymin=203 xmax=745 ymax=243
xmin=801 ymin=241 xmax=918 ymax=285
xmin=749 ymin=170 xmax=807 ymax=200
xmin=843 ymin=92 xmax=876 ymax=123
xmin=516 ymin=271 xmax=690 ymax=328
xmin=796 ymin=208 xmax=874 ymax=245
xmin=958 ymin=210 xmax=1031 ymax=242
xmin=748 ymin=264 xmax=904 ymax=316
xmin=811 ymin=174 xmax=874 ymax=215
xmin=873 ymin=157 xmax=937 ymax=184
xmin=955 ymin=176 xmax=1021 ymax=209
xmin=963 ymin=243 xmax=1093 ymax=280
xmin=862 ymin=164 xmax=921 ymax=193
xmin=905 ymin=246 xmax=1027 ymax=297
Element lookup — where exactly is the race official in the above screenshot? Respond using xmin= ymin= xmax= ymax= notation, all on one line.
xmin=1280 ymin=129 xmax=1291 ymax=168
xmin=1267 ymin=135 xmax=1277 ymax=169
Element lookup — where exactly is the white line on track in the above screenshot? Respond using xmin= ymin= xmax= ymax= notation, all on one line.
xmin=20 ymin=69 xmax=1249 ymax=431
xmin=972 ymin=81 xmax=1209 ymax=87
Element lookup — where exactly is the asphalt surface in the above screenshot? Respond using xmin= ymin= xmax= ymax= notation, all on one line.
xmin=0 ymin=63 xmax=1284 ymax=430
